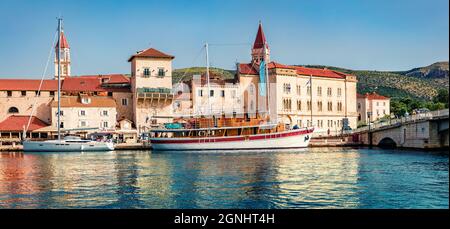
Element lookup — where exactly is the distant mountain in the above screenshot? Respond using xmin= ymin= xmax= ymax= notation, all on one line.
xmin=173 ymin=62 xmax=449 ymax=101
xmin=398 ymin=61 xmax=449 ymax=79
xmin=394 ymin=61 xmax=449 ymax=89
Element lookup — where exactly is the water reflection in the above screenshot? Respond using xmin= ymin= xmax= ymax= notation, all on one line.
xmin=0 ymin=148 xmax=448 ymax=209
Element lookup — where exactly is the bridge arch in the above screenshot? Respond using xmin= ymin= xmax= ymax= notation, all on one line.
xmin=378 ymin=137 xmax=397 ymax=148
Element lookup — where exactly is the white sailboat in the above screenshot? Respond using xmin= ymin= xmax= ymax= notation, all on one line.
xmin=22 ymin=18 xmax=114 ymax=152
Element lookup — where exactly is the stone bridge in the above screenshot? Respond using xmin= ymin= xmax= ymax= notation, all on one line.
xmin=354 ymin=109 xmax=449 ymax=149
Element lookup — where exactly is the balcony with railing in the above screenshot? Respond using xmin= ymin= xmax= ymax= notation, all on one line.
xmin=136 ymin=87 xmax=173 ymax=102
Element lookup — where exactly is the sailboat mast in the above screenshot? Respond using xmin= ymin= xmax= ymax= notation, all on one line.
xmin=264 ymin=41 xmax=270 ymax=121
xmin=57 ymin=18 xmax=62 ymax=141
xmin=205 ymin=43 xmax=212 ymax=117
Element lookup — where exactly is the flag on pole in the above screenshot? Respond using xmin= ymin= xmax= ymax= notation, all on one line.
xmin=259 ymin=60 xmax=266 ymax=96
xmin=305 ymin=78 xmax=311 ymax=86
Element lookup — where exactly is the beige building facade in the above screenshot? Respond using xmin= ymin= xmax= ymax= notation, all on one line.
xmin=357 ymin=92 xmax=390 ymax=124
xmin=129 ymin=48 xmax=175 ymax=133
xmin=51 ymin=96 xmax=117 ymax=133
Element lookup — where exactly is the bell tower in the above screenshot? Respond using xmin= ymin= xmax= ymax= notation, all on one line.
xmin=251 ymin=22 xmax=270 ymax=65
xmin=54 ymin=30 xmax=71 ymax=79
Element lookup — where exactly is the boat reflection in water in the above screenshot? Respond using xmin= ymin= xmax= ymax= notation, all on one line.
xmin=0 ymin=148 xmax=448 ymax=208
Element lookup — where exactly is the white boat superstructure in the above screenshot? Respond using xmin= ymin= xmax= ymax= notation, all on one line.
xmin=150 ymin=127 xmax=314 ymax=151
xmin=23 ymin=136 xmax=114 ymax=152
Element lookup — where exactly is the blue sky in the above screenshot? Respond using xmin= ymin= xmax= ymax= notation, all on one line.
xmin=0 ymin=0 xmax=448 ymax=78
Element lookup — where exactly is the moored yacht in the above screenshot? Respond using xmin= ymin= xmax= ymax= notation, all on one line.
xmin=23 ymin=135 xmax=114 ymax=152
xmin=149 ymin=42 xmax=314 ymax=151
xmin=22 ymin=18 xmax=114 ymax=152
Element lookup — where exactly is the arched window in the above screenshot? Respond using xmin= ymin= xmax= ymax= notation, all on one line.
xmin=8 ymin=107 xmax=19 ymax=113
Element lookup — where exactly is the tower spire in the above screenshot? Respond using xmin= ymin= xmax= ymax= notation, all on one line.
xmin=54 ymin=27 xmax=71 ymax=79
xmin=251 ymin=21 xmax=270 ymax=64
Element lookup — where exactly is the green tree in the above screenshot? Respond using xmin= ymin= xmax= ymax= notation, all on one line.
xmin=433 ymin=89 xmax=449 ymax=108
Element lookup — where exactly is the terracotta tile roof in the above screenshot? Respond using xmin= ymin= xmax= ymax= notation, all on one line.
xmin=294 ymin=66 xmax=345 ymax=78
xmin=0 ymin=115 xmax=49 ymax=132
xmin=61 ymin=75 xmax=131 ymax=93
xmin=75 ymin=74 xmax=130 ymax=84
xmin=238 ymin=61 xmax=352 ymax=79
xmin=358 ymin=92 xmax=389 ymax=100
xmin=51 ymin=96 xmax=117 ymax=108
xmin=0 ymin=79 xmax=58 ymax=91
xmin=55 ymin=31 xmax=69 ymax=49
xmin=253 ymin=23 xmax=269 ymax=49
xmin=62 ymin=77 xmax=104 ymax=92
xmin=128 ymin=48 xmax=174 ymax=62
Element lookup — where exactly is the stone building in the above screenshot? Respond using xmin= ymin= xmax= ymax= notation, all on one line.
xmin=50 ymin=96 xmax=117 ymax=133
xmin=236 ymin=23 xmax=359 ymax=136
xmin=357 ymin=92 xmax=391 ymax=124
xmin=128 ymin=48 xmax=175 ymax=133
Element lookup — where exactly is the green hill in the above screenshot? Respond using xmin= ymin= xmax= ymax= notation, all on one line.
xmin=303 ymin=64 xmax=448 ymax=101
xmin=173 ymin=62 xmax=449 ymax=102
xmin=172 ymin=67 xmax=235 ymax=84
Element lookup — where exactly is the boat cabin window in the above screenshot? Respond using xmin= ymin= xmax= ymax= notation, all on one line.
xmin=81 ymin=97 xmax=91 ymax=104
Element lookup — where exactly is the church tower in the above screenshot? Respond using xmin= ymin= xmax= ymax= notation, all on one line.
xmin=251 ymin=22 xmax=270 ymax=65
xmin=54 ymin=30 xmax=71 ymax=79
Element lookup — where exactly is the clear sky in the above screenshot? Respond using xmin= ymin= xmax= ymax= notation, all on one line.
xmin=0 ymin=0 xmax=448 ymax=78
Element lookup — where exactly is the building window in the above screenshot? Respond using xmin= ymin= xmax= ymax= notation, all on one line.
xmin=337 ymin=102 xmax=343 ymax=112
xmin=80 ymin=121 xmax=87 ymax=127
xmin=317 ymin=101 xmax=323 ymax=112
xmin=307 ymin=100 xmax=312 ymax=111
xmin=307 ymin=86 xmax=311 ymax=96
xmin=383 ymin=102 xmax=386 ymax=106
xmin=50 ymin=91 xmax=55 ymax=96
xmin=21 ymin=91 xmax=26 ymax=96
xmin=317 ymin=87 xmax=322 ymax=96
xmin=283 ymin=98 xmax=292 ymax=111
xmin=122 ymin=98 xmax=128 ymax=106
xmin=6 ymin=91 xmax=12 ymax=97
xmin=102 ymin=110 xmax=108 ymax=116
xmin=377 ymin=102 xmax=379 ymax=106
xmin=210 ymin=90 xmax=214 ymax=97
xmin=328 ymin=102 xmax=333 ymax=111
xmin=102 ymin=121 xmax=109 ymax=128
xmin=143 ymin=68 xmax=150 ymax=77
xmin=221 ymin=90 xmax=225 ymax=97
xmin=35 ymin=91 xmax=41 ymax=96
xmin=198 ymin=89 xmax=203 ymax=97
xmin=158 ymin=68 xmax=165 ymax=77
xmin=297 ymin=100 xmax=301 ymax=111
xmin=337 ymin=88 xmax=342 ymax=97
xmin=358 ymin=114 xmax=361 ymax=121
xmin=108 ymin=92 xmax=113 ymax=96
xmin=59 ymin=110 xmax=64 ymax=116
xmin=357 ymin=103 xmax=361 ymax=110
xmin=283 ymin=83 xmax=291 ymax=94
xmin=8 ymin=107 xmax=19 ymax=113
xmin=80 ymin=110 xmax=86 ymax=116
xmin=296 ymin=85 xmax=301 ymax=95
xmin=327 ymin=87 xmax=332 ymax=97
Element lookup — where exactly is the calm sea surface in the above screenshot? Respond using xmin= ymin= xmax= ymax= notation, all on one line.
xmin=0 ymin=148 xmax=448 ymax=209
